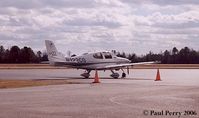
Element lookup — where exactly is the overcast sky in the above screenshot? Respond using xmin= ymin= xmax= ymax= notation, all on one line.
xmin=0 ymin=0 xmax=199 ymax=55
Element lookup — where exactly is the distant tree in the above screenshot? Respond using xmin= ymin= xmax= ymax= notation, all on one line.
xmin=116 ymin=52 xmax=127 ymax=58
xmin=19 ymin=47 xmax=38 ymax=63
xmin=27 ymin=47 xmax=39 ymax=63
xmin=189 ymin=50 xmax=199 ymax=64
xmin=3 ymin=49 xmax=10 ymax=63
xmin=36 ymin=51 xmax=42 ymax=62
xmin=171 ymin=47 xmax=178 ymax=64
xmin=172 ymin=47 xmax=178 ymax=55
xmin=162 ymin=50 xmax=170 ymax=64
xmin=146 ymin=51 xmax=153 ymax=61
xmin=19 ymin=47 xmax=29 ymax=63
xmin=41 ymin=52 xmax=48 ymax=61
xmin=0 ymin=46 xmax=5 ymax=63
xmin=122 ymin=52 xmax=126 ymax=58
xmin=178 ymin=47 xmax=190 ymax=64
xmin=9 ymin=46 xmax=20 ymax=63
xmin=127 ymin=53 xmax=137 ymax=62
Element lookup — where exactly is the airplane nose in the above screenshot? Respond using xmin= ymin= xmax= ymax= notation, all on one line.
xmin=125 ymin=59 xmax=131 ymax=63
xmin=118 ymin=57 xmax=131 ymax=63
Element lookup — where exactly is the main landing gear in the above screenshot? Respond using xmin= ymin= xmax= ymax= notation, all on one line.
xmin=81 ymin=69 xmax=128 ymax=79
xmin=121 ymin=69 xmax=126 ymax=78
xmin=81 ymin=70 xmax=91 ymax=78
xmin=110 ymin=69 xmax=126 ymax=79
xmin=110 ymin=70 xmax=120 ymax=79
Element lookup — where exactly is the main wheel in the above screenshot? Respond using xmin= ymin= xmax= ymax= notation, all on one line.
xmin=122 ymin=73 xmax=126 ymax=78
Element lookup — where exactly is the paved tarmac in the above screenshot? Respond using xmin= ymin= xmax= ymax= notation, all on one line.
xmin=0 ymin=69 xmax=199 ymax=118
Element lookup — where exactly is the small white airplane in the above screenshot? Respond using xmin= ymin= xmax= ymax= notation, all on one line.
xmin=45 ymin=40 xmax=156 ymax=79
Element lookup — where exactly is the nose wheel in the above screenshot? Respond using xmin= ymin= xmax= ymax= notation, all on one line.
xmin=122 ymin=72 xmax=126 ymax=78
xmin=121 ymin=69 xmax=126 ymax=78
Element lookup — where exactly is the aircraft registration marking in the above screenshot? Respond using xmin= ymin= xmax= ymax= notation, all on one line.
xmin=66 ymin=58 xmax=86 ymax=63
xmin=49 ymin=51 xmax=57 ymax=56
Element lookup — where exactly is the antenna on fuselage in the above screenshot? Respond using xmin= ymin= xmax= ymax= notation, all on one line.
xmin=67 ymin=50 xmax=71 ymax=57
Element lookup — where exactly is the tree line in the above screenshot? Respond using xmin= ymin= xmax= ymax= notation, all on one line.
xmin=116 ymin=47 xmax=199 ymax=64
xmin=0 ymin=45 xmax=48 ymax=63
xmin=0 ymin=45 xmax=199 ymax=64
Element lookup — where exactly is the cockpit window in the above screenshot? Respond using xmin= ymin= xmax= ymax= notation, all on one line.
xmin=103 ymin=52 xmax=112 ymax=59
xmin=93 ymin=53 xmax=103 ymax=59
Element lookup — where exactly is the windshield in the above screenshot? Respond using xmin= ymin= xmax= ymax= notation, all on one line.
xmin=93 ymin=52 xmax=103 ymax=59
xmin=103 ymin=52 xmax=112 ymax=59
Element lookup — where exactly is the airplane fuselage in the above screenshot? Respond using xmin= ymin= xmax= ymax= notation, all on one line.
xmin=52 ymin=52 xmax=130 ymax=70
xmin=45 ymin=40 xmax=155 ymax=78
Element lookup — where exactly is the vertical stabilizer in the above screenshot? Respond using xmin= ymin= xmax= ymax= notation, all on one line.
xmin=45 ymin=40 xmax=65 ymax=65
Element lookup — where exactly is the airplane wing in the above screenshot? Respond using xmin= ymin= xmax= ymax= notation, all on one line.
xmin=105 ymin=61 xmax=157 ymax=69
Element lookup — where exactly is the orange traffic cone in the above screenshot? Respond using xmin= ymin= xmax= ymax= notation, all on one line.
xmin=155 ymin=69 xmax=161 ymax=81
xmin=93 ymin=70 xmax=100 ymax=83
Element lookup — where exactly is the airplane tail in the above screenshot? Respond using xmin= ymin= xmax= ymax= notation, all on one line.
xmin=45 ymin=40 xmax=66 ymax=65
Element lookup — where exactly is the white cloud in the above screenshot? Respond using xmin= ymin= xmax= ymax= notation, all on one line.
xmin=0 ymin=0 xmax=199 ymax=55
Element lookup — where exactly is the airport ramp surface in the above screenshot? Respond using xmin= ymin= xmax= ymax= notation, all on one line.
xmin=0 ymin=68 xmax=198 ymax=118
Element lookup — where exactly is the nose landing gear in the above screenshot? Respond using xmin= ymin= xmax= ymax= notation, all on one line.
xmin=121 ymin=69 xmax=126 ymax=78
xmin=122 ymin=72 xmax=126 ymax=78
